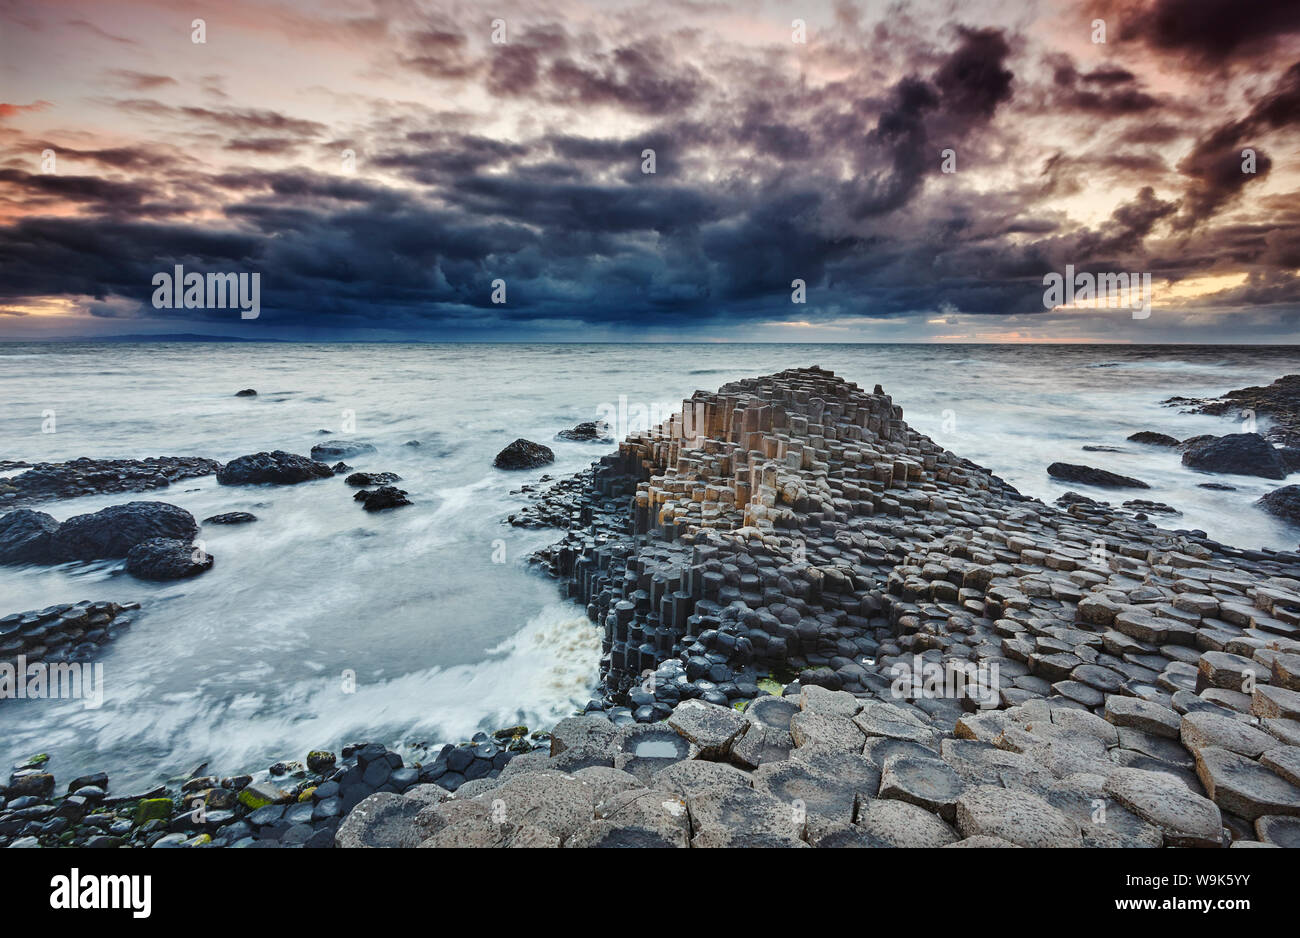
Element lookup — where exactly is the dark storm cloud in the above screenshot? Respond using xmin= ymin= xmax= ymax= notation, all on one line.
xmin=1103 ymin=0 xmax=1300 ymax=67
xmin=1176 ymin=62 xmax=1300 ymax=227
xmin=2 ymin=5 xmax=1298 ymax=337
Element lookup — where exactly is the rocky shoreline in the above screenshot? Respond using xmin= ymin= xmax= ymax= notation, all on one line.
xmin=3 ymin=367 xmax=1300 ymax=848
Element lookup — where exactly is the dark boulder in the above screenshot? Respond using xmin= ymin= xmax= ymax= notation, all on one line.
xmin=493 ymin=439 xmax=554 ymax=470
xmin=353 ymin=486 xmax=411 ymax=511
xmin=344 ymin=472 xmax=401 ymax=487
xmin=203 ymin=512 xmax=257 ymax=525
xmin=310 ymin=441 xmax=376 ymax=461
xmin=1047 ymin=463 xmax=1150 ymax=489
xmin=0 ymin=509 xmax=60 ymax=564
xmin=1181 ymin=433 xmax=1287 ymax=479
xmin=50 ymin=501 xmax=199 ymax=561
xmin=216 ymin=451 xmax=333 ymax=485
xmin=126 ymin=538 xmax=214 ymax=580
xmin=1257 ymin=486 xmax=1300 ymax=525
xmin=555 ymin=421 xmax=614 ymax=444
xmin=234 ymin=389 xmax=257 ymax=397
xmin=1127 ymin=431 xmax=1180 ymax=447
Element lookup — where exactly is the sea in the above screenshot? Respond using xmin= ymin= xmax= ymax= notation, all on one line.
xmin=0 ymin=342 xmax=1296 ymax=787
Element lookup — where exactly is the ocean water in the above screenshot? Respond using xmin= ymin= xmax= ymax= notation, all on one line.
xmin=0 ymin=342 xmax=1297 ymax=786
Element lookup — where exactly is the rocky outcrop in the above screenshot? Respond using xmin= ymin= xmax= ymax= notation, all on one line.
xmin=49 ymin=501 xmax=199 ymax=561
xmin=1166 ymin=374 xmax=1300 ymax=447
xmin=216 ymin=451 xmax=333 ymax=485
xmin=556 ymin=421 xmax=614 ymax=444
xmin=0 ymin=457 xmax=220 ymax=507
xmin=0 ymin=600 xmax=139 ymax=684
xmin=353 ymin=486 xmax=411 ymax=511
xmin=235 ymin=388 xmax=257 ymax=397
xmin=0 ymin=509 xmax=60 ymax=564
xmin=310 ymin=441 xmax=376 ymax=461
xmin=1127 ymin=431 xmax=1180 ymax=447
xmin=1257 ymin=486 xmax=1300 ymax=525
xmin=1047 ymin=462 xmax=1150 ymax=489
xmin=494 ymin=439 xmax=555 ymax=470
xmin=344 ymin=471 xmax=401 ymax=487
xmin=1181 ymin=433 xmax=1288 ymax=480
xmin=125 ymin=538 xmax=214 ymax=580
xmin=465 ymin=367 xmax=1300 ymax=848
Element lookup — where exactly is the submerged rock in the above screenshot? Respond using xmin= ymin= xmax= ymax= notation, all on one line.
xmin=1047 ymin=462 xmax=1150 ymax=489
xmin=50 ymin=501 xmax=199 ymax=561
xmin=216 ymin=451 xmax=333 ymax=486
xmin=203 ymin=512 xmax=257 ymax=525
xmin=310 ymin=441 xmax=376 ymax=461
xmin=1127 ymin=431 xmax=1180 ymax=447
xmin=126 ymin=537 xmax=214 ymax=580
xmin=1181 ymin=433 xmax=1287 ymax=479
xmin=494 ymin=439 xmax=555 ymax=470
xmin=0 ymin=509 xmax=60 ymax=564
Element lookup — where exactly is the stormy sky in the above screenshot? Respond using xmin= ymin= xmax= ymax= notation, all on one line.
xmin=1 ymin=0 xmax=1298 ymax=342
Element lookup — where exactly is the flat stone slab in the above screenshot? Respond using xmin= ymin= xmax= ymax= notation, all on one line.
xmin=650 ymin=759 xmax=751 ymax=798
xmin=1253 ymin=684 xmax=1300 ymax=720
xmin=753 ymin=760 xmax=859 ymax=825
xmin=567 ymin=819 xmax=684 ymax=848
xmin=954 ymin=785 xmax=1081 ymax=847
xmin=687 ymin=785 xmax=802 ymax=842
xmin=550 ymin=714 xmax=619 ymax=756
xmin=1255 ymin=814 xmax=1300 ymax=848
xmin=790 ymin=745 xmax=882 ymax=803
xmin=479 ymin=772 xmax=595 ymax=843
xmin=335 ymin=792 xmax=425 ymax=848
xmin=1193 ymin=746 xmax=1300 ymax=820
xmin=1180 ymin=710 xmax=1281 ymax=759
xmin=852 ymin=702 xmax=937 ymax=747
xmin=668 ymin=699 xmax=750 ymax=757
xmin=592 ymin=788 xmax=690 ymax=847
xmin=799 ymin=684 xmax=862 ymax=717
xmin=855 ymin=797 xmax=959 ymax=847
xmin=1260 ymin=746 xmax=1300 ymax=787
xmin=790 ymin=710 xmax=868 ymax=752
xmin=1104 ymin=696 xmax=1181 ymax=738
xmin=745 ymin=694 xmax=800 ymax=731
xmin=1104 ymin=767 xmax=1223 ymax=847
xmin=878 ymin=754 xmax=965 ymax=821
xmin=1198 ymin=651 xmax=1270 ymax=692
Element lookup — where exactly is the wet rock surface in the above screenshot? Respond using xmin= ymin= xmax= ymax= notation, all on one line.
xmin=556 ymin=421 xmax=614 ymax=444
xmin=353 ymin=485 xmax=411 ymax=511
xmin=494 ymin=439 xmax=556 ymax=470
xmin=1181 ymin=433 xmax=1288 ymax=480
xmin=310 ymin=441 xmax=376 ymax=461
xmin=0 ymin=457 xmax=220 ymax=508
xmin=1166 ymin=374 xmax=1300 ymax=448
xmin=0 ymin=600 xmax=138 ymax=688
xmin=216 ymin=451 xmax=333 ymax=485
xmin=1047 ymin=462 xmax=1150 ymax=489
xmin=324 ymin=366 xmax=1300 ymax=847
xmin=125 ymin=538 xmax=214 ymax=580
